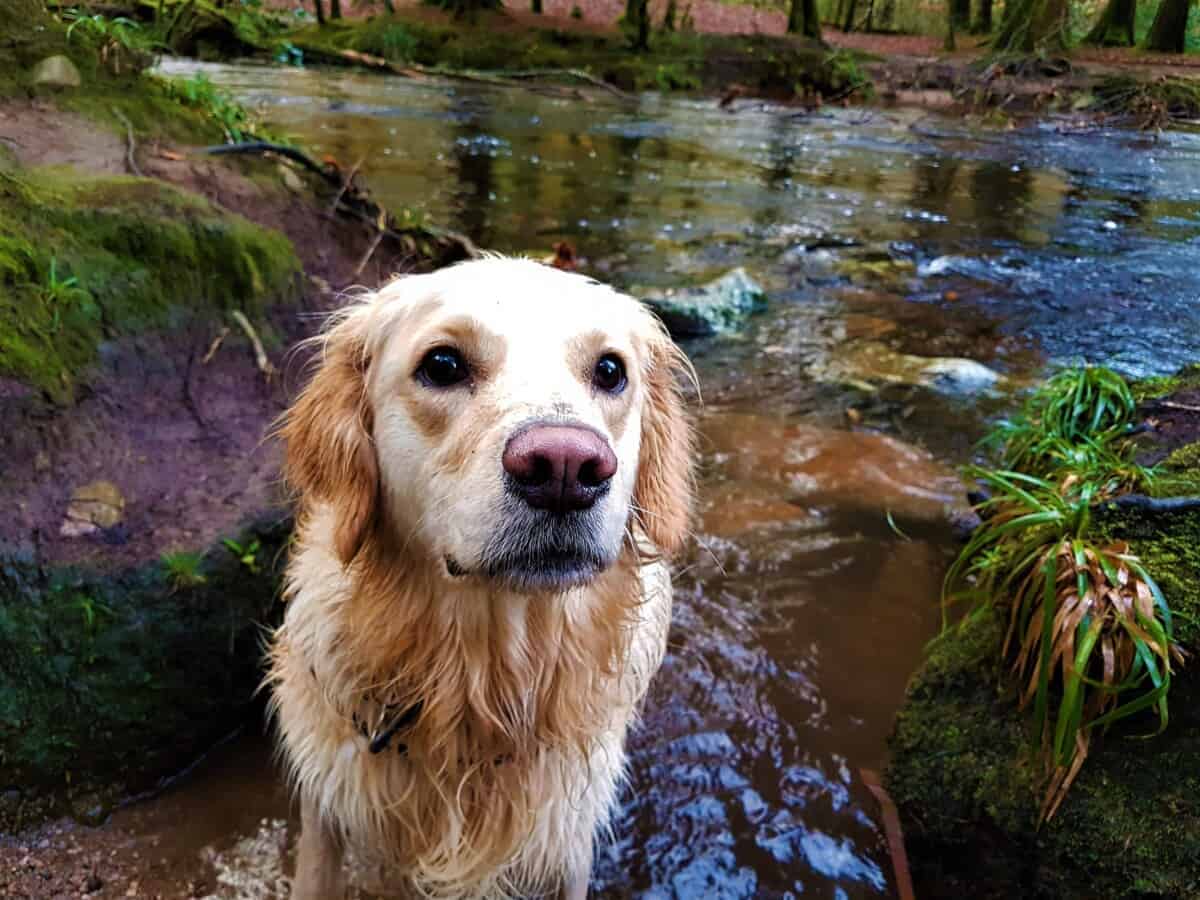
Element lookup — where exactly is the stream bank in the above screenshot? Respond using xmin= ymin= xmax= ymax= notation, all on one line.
xmin=0 ymin=0 xmax=471 ymax=830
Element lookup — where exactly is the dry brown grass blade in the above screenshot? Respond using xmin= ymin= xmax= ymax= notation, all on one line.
xmin=1041 ymin=731 xmax=1090 ymax=824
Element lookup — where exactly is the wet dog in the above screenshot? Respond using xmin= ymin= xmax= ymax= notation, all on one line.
xmin=268 ymin=257 xmax=693 ymax=899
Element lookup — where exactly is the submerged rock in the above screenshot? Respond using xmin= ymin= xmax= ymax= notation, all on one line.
xmin=918 ymin=357 xmax=1001 ymax=397
xmin=642 ymin=268 xmax=767 ymax=338
xmin=815 ymin=341 xmax=1004 ymax=398
xmin=30 ymin=55 xmax=81 ymax=88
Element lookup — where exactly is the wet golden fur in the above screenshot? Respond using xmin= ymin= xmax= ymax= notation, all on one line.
xmin=267 ymin=258 xmax=693 ymax=899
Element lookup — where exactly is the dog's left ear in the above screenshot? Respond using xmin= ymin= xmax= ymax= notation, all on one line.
xmin=281 ymin=310 xmax=379 ymax=565
xmin=633 ymin=329 xmax=694 ymax=557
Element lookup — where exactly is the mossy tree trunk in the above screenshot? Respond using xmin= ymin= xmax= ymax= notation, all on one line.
xmin=625 ymin=0 xmax=650 ymax=49
xmin=312 ymin=0 xmax=325 ymax=25
xmin=435 ymin=0 xmax=502 ymax=14
xmin=1084 ymin=0 xmax=1136 ymax=44
xmin=1143 ymin=0 xmax=1191 ymax=51
xmin=788 ymin=0 xmax=822 ymax=38
xmin=948 ymin=0 xmax=971 ymax=35
xmin=663 ymin=0 xmax=676 ymax=30
xmin=992 ymin=0 xmax=1069 ymax=52
xmin=329 ymin=0 xmax=341 ymax=18
xmin=531 ymin=0 xmax=542 ymax=12
xmin=972 ymin=0 xmax=994 ymax=33
xmin=842 ymin=0 xmax=859 ymax=31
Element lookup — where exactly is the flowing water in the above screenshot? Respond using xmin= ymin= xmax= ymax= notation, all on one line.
xmin=102 ymin=61 xmax=1200 ymax=898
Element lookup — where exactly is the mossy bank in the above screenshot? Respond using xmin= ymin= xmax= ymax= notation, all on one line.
xmin=885 ymin=369 xmax=1200 ymax=900
xmin=0 ymin=168 xmax=300 ymax=403
xmin=0 ymin=515 xmax=291 ymax=832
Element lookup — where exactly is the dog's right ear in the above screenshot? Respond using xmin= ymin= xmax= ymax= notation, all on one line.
xmin=281 ymin=310 xmax=379 ymax=565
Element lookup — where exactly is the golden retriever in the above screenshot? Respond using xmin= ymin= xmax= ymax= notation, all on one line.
xmin=268 ymin=257 xmax=693 ymax=900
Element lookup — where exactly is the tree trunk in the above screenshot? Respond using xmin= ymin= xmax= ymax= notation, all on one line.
xmin=1143 ymin=0 xmax=1191 ymax=51
xmin=948 ymin=0 xmax=970 ymax=34
xmin=436 ymin=0 xmax=502 ymax=14
xmin=312 ymin=0 xmax=325 ymax=25
xmin=972 ymin=0 xmax=993 ymax=33
xmin=329 ymin=0 xmax=340 ymax=19
xmin=842 ymin=0 xmax=859 ymax=31
xmin=532 ymin=0 xmax=542 ymax=12
xmin=625 ymin=0 xmax=650 ymax=48
xmin=663 ymin=0 xmax=676 ymax=30
xmin=788 ymin=0 xmax=822 ymax=39
xmin=382 ymin=0 xmax=394 ymax=12
xmin=992 ymin=0 xmax=1069 ymax=52
xmin=1084 ymin=0 xmax=1136 ymax=44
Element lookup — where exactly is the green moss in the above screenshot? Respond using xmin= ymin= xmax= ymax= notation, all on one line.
xmin=890 ymin=499 xmax=1200 ymax=898
xmin=887 ymin=611 xmax=1040 ymax=844
xmin=1131 ymin=363 xmax=1200 ymax=402
xmin=0 ymin=514 xmax=290 ymax=830
xmin=0 ymin=167 xmax=299 ymax=402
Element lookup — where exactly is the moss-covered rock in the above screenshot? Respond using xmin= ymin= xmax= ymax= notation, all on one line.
xmin=887 ymin=448 xmax=1200 ymax=899
xmin=0 ymin=513 xmax=290 ymax=831
xmin=0 ymin=167 xmax=300 ymax=402
xmin=640 ymin=267 xmax=767 ymax=338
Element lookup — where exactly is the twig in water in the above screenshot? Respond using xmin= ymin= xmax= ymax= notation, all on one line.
xmin=111 ymin=106 xmax=143 ymax=177
xmin=231 ymin=310 xmax=276 ymax=379
xmin=201 ymin=326 xmax=230 ymax=364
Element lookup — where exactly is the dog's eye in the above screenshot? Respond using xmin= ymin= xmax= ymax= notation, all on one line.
xmin=593 ymin=353 xmax=627 ymax=394
xmin=417 ymin=347 xmax=469 ymax=388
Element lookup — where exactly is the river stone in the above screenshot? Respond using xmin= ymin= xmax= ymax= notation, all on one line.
xmin=60 ymin=479 xmax=125 ymax=537
xmin=918 ymin=357 xmax=1001 ymax=396
xmin=641 ymin=268 xmax=767 ymax=338
xmin=30 ymin=55 xmax=82 ymax=89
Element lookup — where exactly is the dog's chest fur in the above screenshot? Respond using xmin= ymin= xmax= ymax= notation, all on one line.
xmin=267 ymin=510 xmax=672 ymax=899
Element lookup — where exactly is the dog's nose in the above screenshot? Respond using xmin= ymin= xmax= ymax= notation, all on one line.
xmin=502 ymin=425 xmax=617 ymax=513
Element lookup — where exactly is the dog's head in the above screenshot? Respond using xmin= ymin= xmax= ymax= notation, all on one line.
xmin=283 ymin=257 xmax=693 ymax=593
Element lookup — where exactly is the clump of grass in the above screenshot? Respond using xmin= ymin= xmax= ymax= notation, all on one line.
xmin=161 ymin=550 xmax=207 ymax=590
xmin=945 ymin=365 xmax=1183 ymax=821
xmin=222 ymin=537 xmax=261 ymax=574
xmin=41 ymin=257 xmax=97 ymax=333
xmin=163 ymin=73 xmax=282 ymax=144
xmin=62 ymin=9 xmax=156 ymax=75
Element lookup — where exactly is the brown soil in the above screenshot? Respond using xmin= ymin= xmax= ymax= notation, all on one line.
xmin=0 ymin=100 xmax=438 ymax=571
xmin=1140 ymin=385 xmax=1200 ymax=464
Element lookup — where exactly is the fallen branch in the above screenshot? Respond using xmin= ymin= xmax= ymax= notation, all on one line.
xmin=860 ymin=769 xmax=915 ymax=900
xmin=1150 ymin=399 xmax=1200 ymax=414
xmin=111 ymin=106 xmax=143 ymax=177
xmin=1106 ymin=494 xmax=1200 ymax=514
xmin=203 ymin=142 xmax=339 ymax=184
xmin=294 ymin=44 xmax=634 ymax=102
xmin=231 ymin=310 xmax=276 ymax=379
xmin=351 ymin=211 xmax=389 ymax=281
xmin=202 ymin=143 xmax=480 ymax=263
xmin=328 ymin=155 xmax=365 ymax=218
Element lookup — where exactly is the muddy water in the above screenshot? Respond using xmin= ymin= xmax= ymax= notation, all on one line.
xmin=99 ymin=61 xmax=1200 ymax=898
